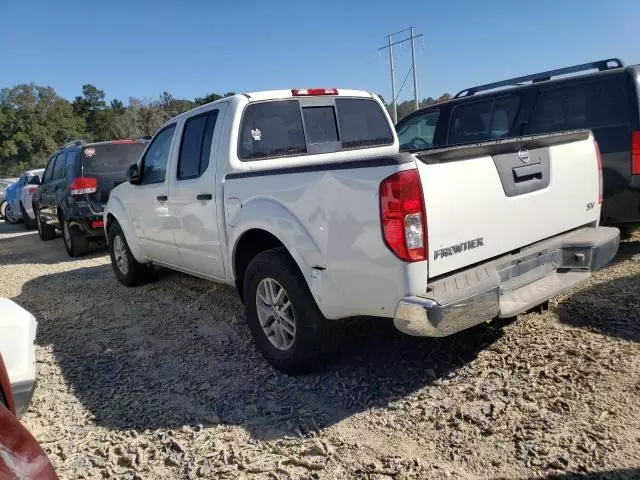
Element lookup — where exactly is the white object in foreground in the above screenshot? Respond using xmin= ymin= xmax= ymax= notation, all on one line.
xmin=0 ymin=298 xmax=37 ymax=418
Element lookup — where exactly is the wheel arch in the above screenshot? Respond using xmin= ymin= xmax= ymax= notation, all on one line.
xmin=104 ymin=201 xmax=145 ymax=263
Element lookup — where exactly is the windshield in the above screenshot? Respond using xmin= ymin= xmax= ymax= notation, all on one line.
xmin=82 ymin=143 xmax=147 ymax=177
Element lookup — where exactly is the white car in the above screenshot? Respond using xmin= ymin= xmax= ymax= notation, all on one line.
xmin=17 ymin=168 xmax=45 ymax=230
xmin=104 ymin=88 xmax=620 ymax=373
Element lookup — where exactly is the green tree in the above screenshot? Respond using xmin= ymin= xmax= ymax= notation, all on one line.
xmin=73 ymin=84 xmax=110 ymax=141
xmin=0 ymin=84 xmax=84 ymax=175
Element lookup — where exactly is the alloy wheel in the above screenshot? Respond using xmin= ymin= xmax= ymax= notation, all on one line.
xmin=255 ymin=277 xmax=296 ymax=351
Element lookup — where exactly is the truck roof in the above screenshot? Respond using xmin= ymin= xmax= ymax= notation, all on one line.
xmin=163 ymin=88 xmax=379 ymax=130
xmin=243 ymin=88 xmax=374 ymax=102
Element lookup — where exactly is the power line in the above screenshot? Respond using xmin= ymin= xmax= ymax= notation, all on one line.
xmin=378 ymin=27 xmax=423 ymax=123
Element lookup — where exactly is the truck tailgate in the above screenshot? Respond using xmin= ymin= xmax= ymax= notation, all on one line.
xmin=417 ymin=131 xmax=601 ymax=278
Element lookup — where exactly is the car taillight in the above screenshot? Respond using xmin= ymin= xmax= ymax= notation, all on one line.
xmin=380 ymin=169 xmax=427 ymax=262
xmin=27 ymin=185 xmax=38 ymax=193
xmin=632 ymin=131 xmax=640 ymax=175
xmin=70 ymin=176 xmax=97 ymax=195
xmin=291 ymin=88 xmax=339 ymax=96
xmin=594 ymin=140 xmax=603 ymax=205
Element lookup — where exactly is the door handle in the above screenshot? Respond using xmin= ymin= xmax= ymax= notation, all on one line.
xmin=156 ymin=195 xmax=168 ymax=201
xmin=512 ymin=163 xmax=543 ymax=182
xmin=197 ymin=193 xmax=213 ymax=201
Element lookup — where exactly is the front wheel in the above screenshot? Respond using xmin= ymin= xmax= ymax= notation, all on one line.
xmin=243 ymin=248 xmax=340 ymax=374
xmin=108 ymin=222 xmax=153 ymax=286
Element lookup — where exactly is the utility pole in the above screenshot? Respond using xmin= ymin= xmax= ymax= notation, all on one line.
xmin=387 ymin=34 xmax=397 ymax=124
xmin=410 ymin=27 xmax=419 ymax=111
xmin=379 ymin=27 xmax=423 ymax=123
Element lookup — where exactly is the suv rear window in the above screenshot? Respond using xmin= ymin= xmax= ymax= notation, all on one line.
xmin=82 ymin=142 xmax=147 ymax=177
xmin=529 ymin=75 xmax=629 ymax=133
xmin=238 ymin=98 xmax=393 ymax=160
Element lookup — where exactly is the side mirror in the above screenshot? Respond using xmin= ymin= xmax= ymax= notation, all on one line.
xmin=127 ymin=164 xmax=141 ymax=185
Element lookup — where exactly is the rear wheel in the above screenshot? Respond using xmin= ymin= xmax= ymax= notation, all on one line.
xmin=108 ymin=221 xmax=153 ymax=286
xmin=35 ymin=207 xmax=56 ymax=241
xmin=0 ymin=201 xmax=6 ymax=219
xmin=62 ymin=217 xmax=89 ymax=257
xmin=4 ymin=203 xmax=21 ymax=224
xmin=20 ymin=203 xmax=35 ymax=230
xmin=243 ymin=248 xmax=340 ymax=374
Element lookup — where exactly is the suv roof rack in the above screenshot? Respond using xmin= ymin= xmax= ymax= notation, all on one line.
xmin=60 ymin=139 xmax=85 ymax=150
xmin=454 ymin=58 xmax=625 ymax=99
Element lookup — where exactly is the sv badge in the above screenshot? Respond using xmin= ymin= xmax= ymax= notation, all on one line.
xmin=586 ymin=202 xmax=595 ymax=211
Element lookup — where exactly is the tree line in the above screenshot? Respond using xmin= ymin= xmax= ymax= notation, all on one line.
xmin=0 ymin=83 xmax=450 ymax=176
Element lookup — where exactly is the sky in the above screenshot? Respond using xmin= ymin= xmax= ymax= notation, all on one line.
xmin=0 ymin=0 xmax=638 ymax=105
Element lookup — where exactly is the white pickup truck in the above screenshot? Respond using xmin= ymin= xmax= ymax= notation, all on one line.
xmin=105 ymin=88 xmax=619 ymax=373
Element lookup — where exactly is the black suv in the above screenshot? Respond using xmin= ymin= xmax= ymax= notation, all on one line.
xmin=396 ymin=58 xmax=640 ymax=229
xmin=33 ymin=139 xmax=148 ymax=256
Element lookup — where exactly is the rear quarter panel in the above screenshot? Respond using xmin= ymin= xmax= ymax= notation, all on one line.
xmin=224 ymin=162 xmax=427 ymax=320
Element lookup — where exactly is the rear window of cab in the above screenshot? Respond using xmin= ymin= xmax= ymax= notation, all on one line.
xmin=238 ymin=98 xmax=393 ymax=160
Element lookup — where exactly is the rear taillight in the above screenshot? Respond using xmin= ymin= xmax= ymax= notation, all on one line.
xmin=632 ymin=131 xmax=640 ymax=175
xmin=594 ymin=140 xmax=603 ymax=205
xmin=380 ymin=169 xmax=427 ymax=262
xmin=27 ymin=186 xmax=38 ymax=193
xmin=91 ymin=219 xmax=104 ymax=229
xmin=291 ymin=88 xmax=339 ymax=96
xmin=70 ymin=176 xmax=97 ymax=195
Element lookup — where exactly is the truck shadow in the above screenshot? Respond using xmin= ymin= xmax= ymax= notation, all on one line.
xmin=12 ymin=264 xmax=503 ymax=441
xmin=555 ymin=240 xmax=640 ymax=343
xmin=0 ymin=221 xmax=107 ymax=265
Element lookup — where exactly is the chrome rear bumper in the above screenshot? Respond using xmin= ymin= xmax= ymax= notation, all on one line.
xmin=393 ymin=226 xmax=620 ymax=337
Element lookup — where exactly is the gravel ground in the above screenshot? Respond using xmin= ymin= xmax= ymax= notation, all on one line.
xmin=1 ymin=220 xmax=639 ymax=480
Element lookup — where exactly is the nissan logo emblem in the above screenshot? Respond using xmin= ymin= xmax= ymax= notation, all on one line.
xmin=517 ymin=148 xmax=530 ymax=163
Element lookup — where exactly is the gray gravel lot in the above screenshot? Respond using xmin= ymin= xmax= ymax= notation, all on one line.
xmin=1 ymin=220 xmax=639 ymax=480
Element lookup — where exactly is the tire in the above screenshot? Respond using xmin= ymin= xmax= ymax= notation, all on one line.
xmin=62 ymin=216 xmax=89 ymax=257
xmin=35 ymin=207 xmax=56 ymax=241
xmin=108 ymin=221 xmax=153 ymax=286
xmin=243 ymin=248 xmax=340 ymax=375
xmin=20 ymin=203 xmax=36 ymax=230
xmin=0 ymin=201 xmax=6 ymax=219
xmin=4 ymin=203 xmax=21 ymax=224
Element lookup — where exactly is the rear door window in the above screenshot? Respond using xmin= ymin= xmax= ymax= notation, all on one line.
xmin=177 ymin=111 xmax=219 ymax=179
xmin=449 ymin=95 xmax=521 ymax=144
xmin=238 ymin=97 xmax=393 ymax=161
xmin=529 ymin=75 xmax=629 ymax=134
xmin=52 ymin=152 xmax=67 ymax=180
xmin=491 ymin=96 xmax=520 ymax=138
xmin=450 ymin=100 xmax=493 ymax=144
xmin=42 ymin=156 xmax=56 ymax=183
